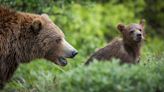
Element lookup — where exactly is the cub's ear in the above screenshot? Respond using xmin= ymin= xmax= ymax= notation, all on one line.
xmin=41 ymin=14 xmax=51 ymax=22
xmin=117 ymin=23 xmax=125 ymax=32
xmin=139 ymin=19 xmax=145 ymax=28
xmin=31 ymin=18 xmax=42 ymax=34
xmin=41 ymin=14 xmax=49 ymax=19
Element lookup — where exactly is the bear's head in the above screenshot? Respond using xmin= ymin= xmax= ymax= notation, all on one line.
xmin=29 ymin=14 xmax=78 ymax=66
xmin=117 ymin=19 xmax=145 ymax=44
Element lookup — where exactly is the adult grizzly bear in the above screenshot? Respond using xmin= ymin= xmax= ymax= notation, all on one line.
xmin=85 ymin=20 xmax=145 ymax=65
xmin=0 ymin=6 xmax=78 ymax=89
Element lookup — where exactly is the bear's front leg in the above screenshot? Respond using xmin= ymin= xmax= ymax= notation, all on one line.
xmin=0 ymin=62 xmax=5 ymax=89
xmin=0 ymin=61 xmax=18 ymax=89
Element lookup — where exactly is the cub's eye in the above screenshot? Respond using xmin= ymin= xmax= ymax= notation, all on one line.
xmin=139 ymin=29 xmax=142 ymax=31
xmin=56 ymin=38 xmax=62 ymax=43
xmin=130 ymin=30 xmax=134 ymax=34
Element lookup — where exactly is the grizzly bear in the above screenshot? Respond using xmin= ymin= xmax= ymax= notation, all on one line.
xmin=85 ymin=20 xmax=145 ymax=65
xmin=0 ymin=6 xmax=78 ymax=89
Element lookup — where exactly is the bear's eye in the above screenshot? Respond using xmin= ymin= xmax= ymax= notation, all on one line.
xmin=139 ymin=29 xmax=142 ymax=32
xmin=130 ymin=30 xmax=134 ymax=34
xmin=56 ymin=38 xmax=62 ymax=44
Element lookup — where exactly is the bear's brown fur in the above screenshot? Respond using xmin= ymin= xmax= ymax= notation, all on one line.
xmin=85 ymin=20 xmax=145 ymax=65
xmin=0 ymin=6 xmax=77 ymax=89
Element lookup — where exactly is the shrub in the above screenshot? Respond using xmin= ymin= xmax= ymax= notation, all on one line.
xmin=56 ymin=59 xmax=164 ymax=92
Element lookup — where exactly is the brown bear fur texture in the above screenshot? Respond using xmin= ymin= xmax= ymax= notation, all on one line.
xmin=85 ymin=20 xmax=145 ymax=65
xmin=0 ymin=6 xmax=78 ymax=89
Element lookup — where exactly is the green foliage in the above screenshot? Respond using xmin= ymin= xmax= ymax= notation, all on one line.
xmin=49 ymin=2 xmax=139 ymax=59
xmin=0 ymin=0 xmax=53 ymax=13
xmin=143 ymin=0 xmax=164 ymax=36
xmin=4 ymin=53 xmax=164 ymax=92
xmin=56 ymin=59 xmax=164 ymax=92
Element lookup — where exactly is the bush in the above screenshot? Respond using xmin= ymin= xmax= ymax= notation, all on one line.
xmin=49 ymin=2 xmax=138 ymax=60
xmin=56 ymin=58 xmax=164 ymax=92
xmin=143 ymin=0 xmax=164 ymax=36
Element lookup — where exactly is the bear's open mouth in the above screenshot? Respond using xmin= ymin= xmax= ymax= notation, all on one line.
xmin=57 ymin=57 xmax=67 ymax=66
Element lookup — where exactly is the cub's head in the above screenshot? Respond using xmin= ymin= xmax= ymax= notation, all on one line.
xmin=30 ymin=14 xmax=78 ymax=66
xmin=117 ymin=19 xmax=145 ymax=43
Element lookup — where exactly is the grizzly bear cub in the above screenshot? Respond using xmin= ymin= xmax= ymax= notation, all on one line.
xmin=85 ymin=20 xmax=145 ymax=65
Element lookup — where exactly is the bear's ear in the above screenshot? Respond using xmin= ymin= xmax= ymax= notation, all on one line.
xmin=41 ymin=14 xmax=51 ymax=22
xmin=139 ymin=19 xmax=145 ymax=28
xmin=31 ymin=18 xmax=42 ymax=34
xmin=117 ymin=23 xmax=125 ymax=32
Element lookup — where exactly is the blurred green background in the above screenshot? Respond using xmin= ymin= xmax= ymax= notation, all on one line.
xmin=0 ymin=0 xmax=164 ymax=92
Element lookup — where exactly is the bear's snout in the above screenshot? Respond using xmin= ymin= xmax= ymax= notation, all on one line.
xmin=70 ymin=50 xmax=78 ymax=58
xmin=137 ymin=33 xmax=142 ymax=37
xmin=62 ymin=39 xmax=78 ymax=58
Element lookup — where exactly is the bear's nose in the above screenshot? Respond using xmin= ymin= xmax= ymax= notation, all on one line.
xmin=71 ymin=51 xmax=78 ymax=58
xmin=137 ymin=33 xmax=142 ymax=37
